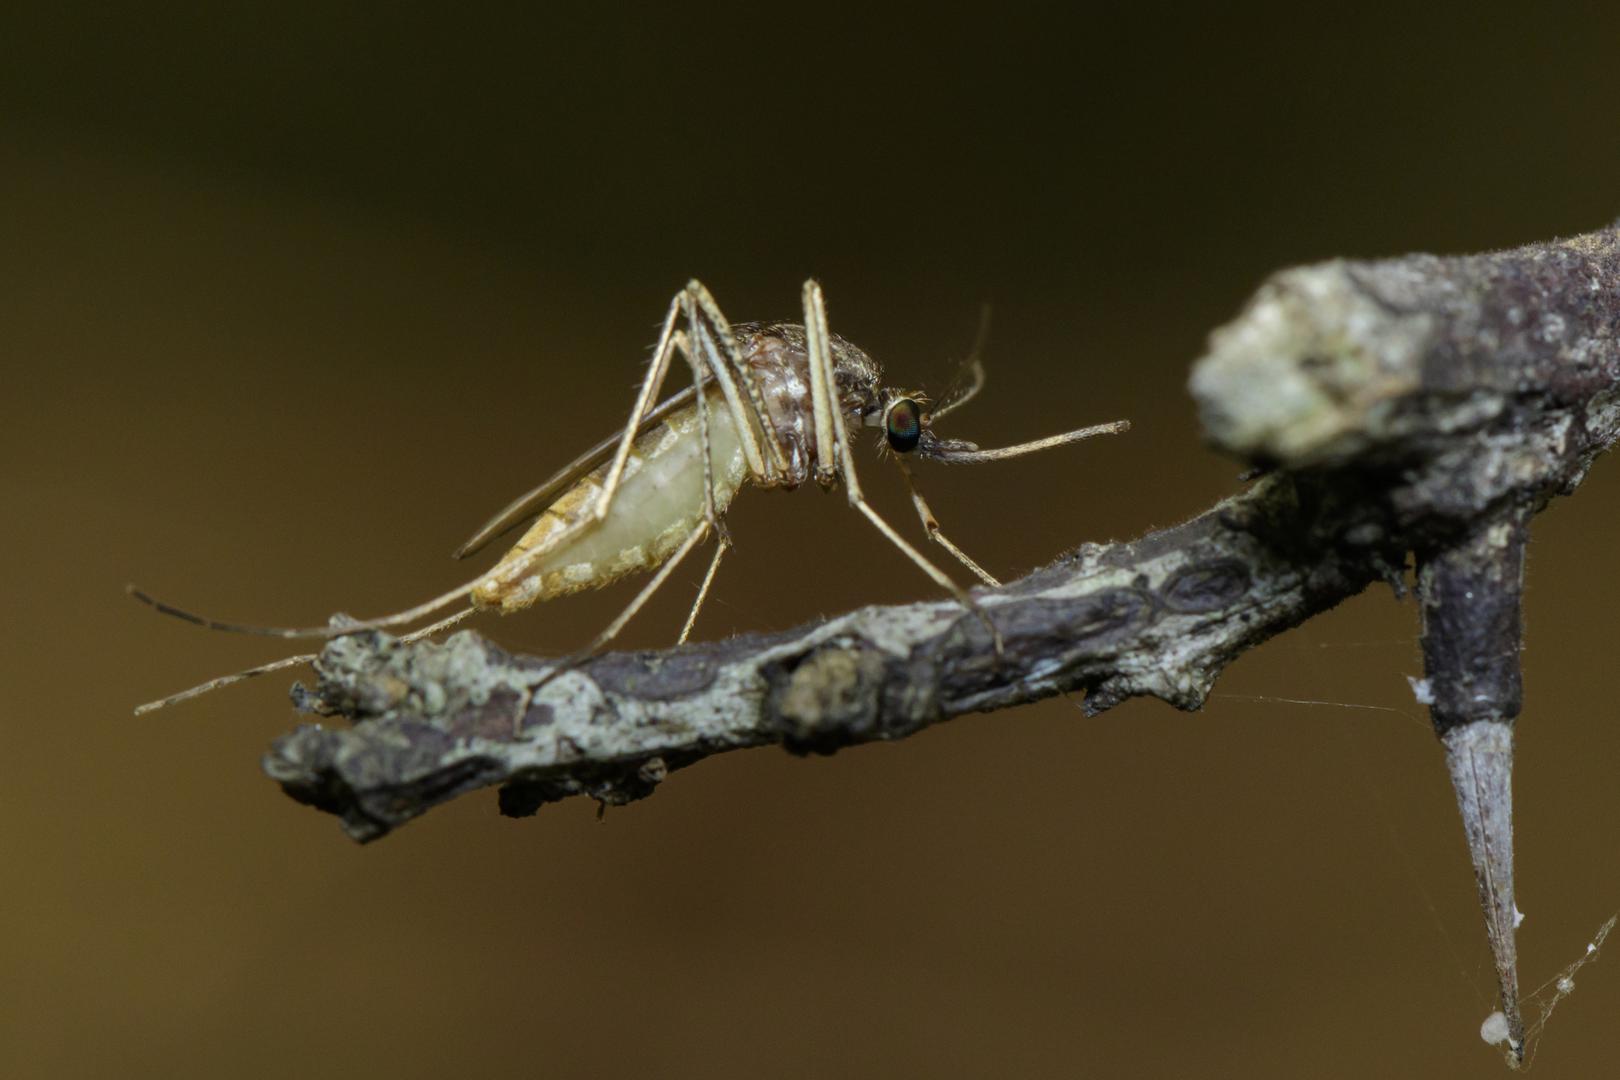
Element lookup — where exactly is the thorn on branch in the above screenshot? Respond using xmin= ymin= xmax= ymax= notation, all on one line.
xmin=1419 ymin=512 xmax=1530 ymax=1065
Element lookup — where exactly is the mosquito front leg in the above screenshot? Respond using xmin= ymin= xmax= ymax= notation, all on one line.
xmin=800 ymin=279 xmax=1003 ymax=651
xmin=894 ymin=456 xmax=1001 ymax=588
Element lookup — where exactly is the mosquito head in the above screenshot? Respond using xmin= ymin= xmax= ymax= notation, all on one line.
xmin=868 ymin=388 xmax=974 ymax=460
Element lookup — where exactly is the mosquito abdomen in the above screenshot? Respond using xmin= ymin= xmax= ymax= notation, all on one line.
xmin=473 ymin=390 xmax=749 ymax=612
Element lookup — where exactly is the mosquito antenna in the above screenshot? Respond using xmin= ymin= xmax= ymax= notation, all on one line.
xmin=925 ymin=419 xmax=1129 ymax=463
xmin=132 ymin=606 xmax=477 ymax=715
xmin=127 ymin=570 xmax=483 ymax=641
xmin=932 ymin=304 xmax=992 ymax=422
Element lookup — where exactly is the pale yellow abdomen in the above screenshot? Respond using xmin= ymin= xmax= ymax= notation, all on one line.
xmin=473 ymin=390 xmax=748 ymax=612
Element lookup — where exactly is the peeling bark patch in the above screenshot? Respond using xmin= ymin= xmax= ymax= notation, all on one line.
xmin=998 ymin=588 xmax=1153 ymax=648
xmin=514 ymin=701 xmax=555 ymax=735
xmin=1159 ymin=559 xmax=1251 ymax=613
xmin=585 ymin=648 xmax=722 ymax=699
xmin=443 ymin=687 xmax=530 ymax=741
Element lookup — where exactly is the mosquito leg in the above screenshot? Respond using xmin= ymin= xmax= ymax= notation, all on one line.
xmin=499 ymin=351 xmax=734 ymax=734
xmin=893 ymin=457 xmax=1001 ymax=587
xmin=455 ymin=291 xmax=774 ymax=630
xmin=133 ymin=604 xmax=477 ymax=715
xmin=133 ymin=288 xmax=702 ymax=643
xmin=682 ymin=327 xmax=721 ymax=540
xmin=678 ymin=532 xmax=728 ymax=645
xmin=593 ymin=291 xmax=684 ymax=521
xmin=399 ymin=606 xmax=476 ymax=643
xmin=672 ymin=292 xmax=772 ymax=482
xmin=667 ymin=320 xmax=735 ymax=646
xmin=590 ymin=524 xmax=710 ymax=651
xmin=799 ymin=279 xmax=1004 ymax=653
xmin=467 ymin=285 xmax=765 ymax=599
xmin=511 ymin=522 xmax=713 ymax=734
xmin=133 ymin=651 xmax=321 ymax=715
xmin=684 ymin=280 xmax=790 ymax=481
xmin=515 ymin=280 xmax=779 ymax=567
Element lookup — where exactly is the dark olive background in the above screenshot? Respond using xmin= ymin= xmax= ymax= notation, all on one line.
xmin=5 ymin=5 xmax=1620 ymax=1077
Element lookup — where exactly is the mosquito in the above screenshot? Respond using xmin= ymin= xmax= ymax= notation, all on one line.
xmin=131 ymin=280 xmax=1129 ymax=716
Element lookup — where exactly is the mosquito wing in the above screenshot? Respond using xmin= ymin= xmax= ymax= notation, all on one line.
xmin=454 ymin=382 xmax=704 ymax=559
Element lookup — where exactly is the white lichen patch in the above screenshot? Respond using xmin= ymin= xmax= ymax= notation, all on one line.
xmin=1189 ymin=261 xmax=1433 ymax=465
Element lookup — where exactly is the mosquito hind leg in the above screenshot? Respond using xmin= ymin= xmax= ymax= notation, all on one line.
xmin=129 ymin=297 xmax=698 ymax=646
xmin=661 ymin=317 xmax=738 ymax=646
xmin=134 ymin=650 xmax=321 ymax=715
xmin=474 ymin=284 xmax=761 ymax=597
xmin=592 ymin=291 xmax=686 ymax=521
xmin=511 ymin=521 xmax=713 ymax=735
xmin=679 ymin=530 xmax=729 ymax=645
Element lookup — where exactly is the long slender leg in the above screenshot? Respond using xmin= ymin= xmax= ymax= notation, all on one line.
xmin=139 ymin=288 xmax=773 ymax=712
xmin=629 ymin=315 xmax=733 ymax=647
xmin=133 ymin=605 xmax=478 ymax=715
xmin=804 ymin=282 xmax=838 ymax=490
xmin=894 ymin=457 xmax=1001 ymax=587
xmin=672 ymin=320 xmax=731 ymax=641
xmin=130 ymin=291 xmax=695 ymax=644
xmin=594 ymin=292 xmax=683 ymax=521
xmin=471 ymin=295 xmax=768 ymax=601
xmin=676 ymin=292 xmax=773 ymax=481
xmin=800 ymin=280 xmax=1002 ymax=652
xmin=503 ymin=303 xmax=756 ymax=731
xmin=679 ymin=534 xmax=728 ymax=644
xmin=511 ymin=521 xmax=714 ymax=734
xmin=583 ymin=523 xmax=711 ymax=652
xmin=143 ymin=295 xmax=696 ymax=640
xmin=686 ymin=328 xmax=721 ymax=537
xmin=134 ymin=650 xmax=320 ymax=715
xmin=684 ymin=280 xmax=790 ymax=481
xmin=400 ymin=606 xmax=477 ymax=642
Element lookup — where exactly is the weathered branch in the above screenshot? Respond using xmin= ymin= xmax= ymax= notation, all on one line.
xmin=266 ymin=222 xmax=1620 ymax=1061
xmin=267 ymin=468 xmax=1394 ymax=836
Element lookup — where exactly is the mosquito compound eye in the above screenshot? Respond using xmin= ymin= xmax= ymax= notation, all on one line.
xmin=885 ymin=398 xmax=922 ymax=452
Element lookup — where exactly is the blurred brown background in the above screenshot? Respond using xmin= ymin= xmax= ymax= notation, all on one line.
xmin=5 ymin=4 xmax=1620 ymax=1077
